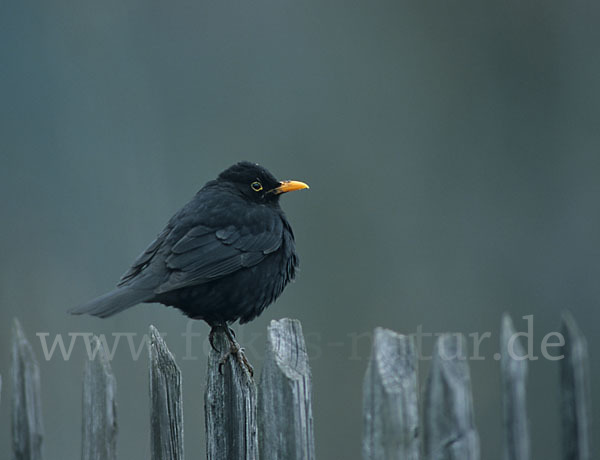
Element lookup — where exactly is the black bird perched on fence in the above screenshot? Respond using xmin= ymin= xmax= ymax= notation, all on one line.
xmin=70 ymin=161 xmax=308 ymax=371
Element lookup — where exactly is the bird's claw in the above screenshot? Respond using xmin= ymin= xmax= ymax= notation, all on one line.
xmin=211 ymin=325 xmax=254 ymax=377
xmin=217 ymin=343 xmax=254 ymax=377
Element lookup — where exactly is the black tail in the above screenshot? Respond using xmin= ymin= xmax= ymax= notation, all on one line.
xmin=68 ymin=287 xmax=154 ymax=318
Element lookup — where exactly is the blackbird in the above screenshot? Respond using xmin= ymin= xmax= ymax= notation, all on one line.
xmin=70 ymin=162 xmax=308 ymax=369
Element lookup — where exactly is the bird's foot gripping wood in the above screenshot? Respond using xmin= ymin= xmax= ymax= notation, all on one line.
xmin=209 ymin=325 xmax=254 ymax=378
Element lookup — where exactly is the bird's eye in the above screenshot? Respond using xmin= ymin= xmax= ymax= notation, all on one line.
xmin=251 ymin=181 xmax=263 ymax=192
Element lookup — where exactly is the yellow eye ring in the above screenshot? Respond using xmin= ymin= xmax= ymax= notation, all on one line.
xmin=251 ymin=181 xmax=263 ymax=192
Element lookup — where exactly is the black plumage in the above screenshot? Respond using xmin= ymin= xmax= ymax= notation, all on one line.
xmin=69 ymin=161 xmax=308 ymax=326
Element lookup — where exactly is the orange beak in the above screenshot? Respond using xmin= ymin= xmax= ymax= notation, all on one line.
xmin=271 ymin=180 xmax=310 ymax=195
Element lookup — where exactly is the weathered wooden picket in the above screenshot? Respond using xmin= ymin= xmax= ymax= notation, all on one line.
xmin=4 ymin=313 xmax=592 ymax=460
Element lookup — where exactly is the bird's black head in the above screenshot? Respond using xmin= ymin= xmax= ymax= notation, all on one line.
xmin=217 ymin=161 xmax=309 ymax=204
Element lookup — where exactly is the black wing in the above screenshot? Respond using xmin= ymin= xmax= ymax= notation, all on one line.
xmin=154 ymin=217 xmax=283 ymax=294
xmin=117 ymin=227 xmax=171 ymax=286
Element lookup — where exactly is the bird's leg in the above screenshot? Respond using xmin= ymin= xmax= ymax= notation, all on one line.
xmin=208 ymin=327 xmax=220 ymax=352
xmin=214 ymin=325 xmax=254 ymax=378
xmin=208 ymin=324 xmax=232 ymax=352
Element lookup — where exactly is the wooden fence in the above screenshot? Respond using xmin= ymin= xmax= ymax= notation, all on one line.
xmin=3 ymin=313 xmax=592 ymax=460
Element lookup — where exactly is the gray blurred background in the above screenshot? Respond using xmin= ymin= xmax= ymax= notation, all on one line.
xmin=1 ymin=0 xmax=598 ymax=458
